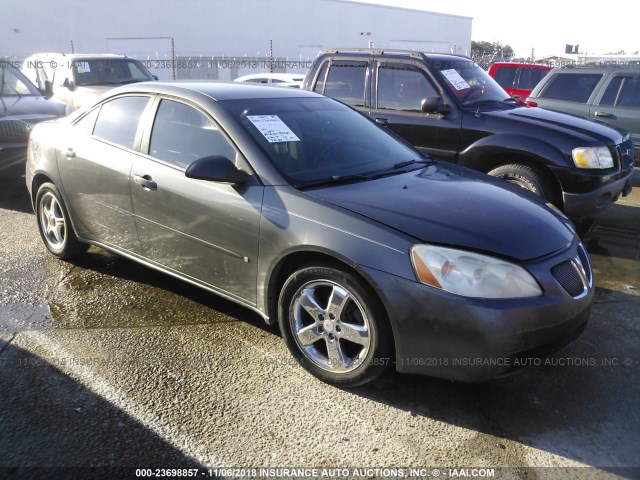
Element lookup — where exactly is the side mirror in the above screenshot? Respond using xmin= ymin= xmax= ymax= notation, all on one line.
xmin=185 ymin=155 xmax=249 ymax=185
xmin=421 ymin=96 xmax=450 ymax=115
xmin=62 ymin=78 xmax=75 ymax=91
xmin=40 ymin=80 xmax=54 ymax=96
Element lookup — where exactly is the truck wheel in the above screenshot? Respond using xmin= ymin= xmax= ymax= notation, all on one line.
xmin=488 ymin=164 xmax=553 ymax=200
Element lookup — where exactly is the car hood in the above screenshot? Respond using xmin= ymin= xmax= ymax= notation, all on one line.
xmin=0 ymin=95 xmax=66 ymax=118
xmin=306 ymin=163 xmax=575 ymax=261
xmin=483 ymin=105 xmax=627 ymax=144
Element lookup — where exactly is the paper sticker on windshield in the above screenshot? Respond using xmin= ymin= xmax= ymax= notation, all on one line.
xmin=75 ymin=62 xmax=91 ymax=73
xmin=441 ymin=69 xmax=470 ymax=91
xmin=247 ymin=115 xmax=300 ymax=143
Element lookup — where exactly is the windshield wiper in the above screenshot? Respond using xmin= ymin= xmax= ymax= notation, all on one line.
xmin=295 ymin=174 xmax=372 ymax=189
xmin=389 ymin=158 xmax=434 ymax=170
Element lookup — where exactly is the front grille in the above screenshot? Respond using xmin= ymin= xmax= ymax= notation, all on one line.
xmin=552 ymin=260 xmax=587 ymax=297
xmin=0 ymin=119 xmax=31 ymax=142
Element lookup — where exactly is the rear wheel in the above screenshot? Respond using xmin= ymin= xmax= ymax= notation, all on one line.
xmin=278 ymin=265 xmax=393 ymax=387
xmin=35 ymin=182 xmax=87 ymax=259
xmin=488 ymin=163 xmax=553 ymax=201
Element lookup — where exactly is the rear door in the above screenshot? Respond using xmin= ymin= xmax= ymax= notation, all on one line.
xmin=130 ymin=97 xmax=263 ymax=304
xmin=590 ymin=73 xmax=640 ymax=150
xmin=57 ymin=95 xmax=151 ymax=253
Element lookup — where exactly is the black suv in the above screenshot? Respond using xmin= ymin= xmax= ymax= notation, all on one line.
xmin=303 ymin=49 xmax=635 ymax=220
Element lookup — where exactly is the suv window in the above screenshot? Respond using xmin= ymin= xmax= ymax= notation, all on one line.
xmin=518 ymin=68 xmax=548 ymax=90
xmin=540 ymin=73 xmax=602 ymax=103
xmin=492 ymin=66 xmax=517 ymax=90
xmin=315 ymin=61 xmax=366 ymax=107
xmin=93 ymin=96 xmax=150 ymax=149
xmin=601 ymin=76 xmax=640 ymax=108
xmin=377 ymin=63 xmax=438 ymax=111
xmin=150 ymin=99 xmax=236 ymax=169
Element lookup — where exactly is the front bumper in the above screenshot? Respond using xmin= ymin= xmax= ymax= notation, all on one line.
xmin=562 ymin=169 xmax=634 ymax=219
xmin=361 ymin=241 xmax=593 ymax=382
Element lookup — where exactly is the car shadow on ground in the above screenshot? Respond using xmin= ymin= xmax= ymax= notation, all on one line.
xmin=0 ymin=341 xmax=203 ymax=476
xmin=0 ymin=174 xmax=33 ymax=214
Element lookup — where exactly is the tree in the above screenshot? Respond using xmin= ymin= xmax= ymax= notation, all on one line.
xmin=472 ymin=41 xmax=514 ymax=59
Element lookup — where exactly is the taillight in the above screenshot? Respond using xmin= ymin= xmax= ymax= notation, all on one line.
xmin=526 ymin=100 xmax=538 ymax=107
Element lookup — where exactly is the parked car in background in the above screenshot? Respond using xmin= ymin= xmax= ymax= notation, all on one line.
xmin=488 ymin=62 xmax=551 ymax=100
xmin=303 ymin=49 xmax=635 ymax=220
xmin=234 ymin=73 xmax=304 ymax=88
xmin=1 ymin=60 xmax=67 ymax=176
xmin=26 ymin=81 xmax=592 ymax=386
xmin=21 ymin=53 xmax=156 ymax=110
xmin=527 ymin=66 xmax=640 ymax=158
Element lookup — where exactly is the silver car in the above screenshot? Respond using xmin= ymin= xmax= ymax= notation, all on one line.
xmin=26 ymin=82 xmax=593 ymax=386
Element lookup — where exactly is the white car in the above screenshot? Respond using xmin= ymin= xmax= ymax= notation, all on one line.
xmin=21 ymin=53 xmax=156 ymax=110
xmin=233 ymin=73 xmax=304 ymax=88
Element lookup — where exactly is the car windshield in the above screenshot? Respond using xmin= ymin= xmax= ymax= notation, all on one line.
xmin=220 ymin=96 xmax=427 ymax=186
xmin=432 ymin=59 xmax=513 ymax=107
xmin=73 ymin=59 xmax=154 ymax=86
xmin=0 ymin=62 xmax=40 ymax=96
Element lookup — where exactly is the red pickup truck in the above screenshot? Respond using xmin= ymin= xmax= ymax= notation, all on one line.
xmin=488 ymin=62 xmax=551 ymax=100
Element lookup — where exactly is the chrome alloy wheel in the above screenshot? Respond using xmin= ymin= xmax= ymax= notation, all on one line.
xmin=290 ymin=280 xmax=371 ymax=373
xmin=38 ymin=191 xmax=67 ymax=250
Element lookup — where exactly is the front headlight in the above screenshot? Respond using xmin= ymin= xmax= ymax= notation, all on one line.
xmin=410 ymin=245 xmax=542 ymax=298
xmin=572 ymin=146 xmax=613 ymax=169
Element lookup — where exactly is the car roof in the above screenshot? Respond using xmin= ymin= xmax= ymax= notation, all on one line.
xmin=318 ymin=48 xmax=473 ymax=63
xmin=235 ymin=73 xmax=304 ymax=81
xmin=549 ymin=66 xmax=640 ymax=73
xmin=490 ymin=62 xmax=551 ymax=68
xmin=109 ymin=80 xmax=323 ymax=101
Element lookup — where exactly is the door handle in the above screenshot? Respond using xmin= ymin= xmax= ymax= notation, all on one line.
xmin=133 ymin=174 xmax=157 ymax=190
xmin=595 ymin=111 xmax=614 ymax=118
xmin=375 ymin=117 xmax=389 ymax=126
xmin=64 ymin=148 xmax=76 ymax=159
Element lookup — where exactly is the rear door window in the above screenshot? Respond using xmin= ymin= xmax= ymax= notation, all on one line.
xmin=518 ymin=68 xmax=549 ymax=90
xmin=599 ymin=76 xmax=640 ymax=108
xmin=316 ymin=61 xmax=367 ymax=107
xmin=492 ymin=66 xmax=518 ymax=89
xmin=540 ymin=73 xmax=602 ymax=103
xmin=92 ymin=96 xmax=150 ymax=149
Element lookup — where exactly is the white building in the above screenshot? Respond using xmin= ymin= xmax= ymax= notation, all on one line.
xmin=1 ymin=0 xmax=472 ymax=80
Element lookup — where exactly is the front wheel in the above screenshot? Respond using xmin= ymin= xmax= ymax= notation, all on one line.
xmin=35 ymin=182 xmax=87 ymax=259
xmin=278 ymin=266 xmax=393 ymax=387
xmin=487 ymin=163 xmax=553 ymax=201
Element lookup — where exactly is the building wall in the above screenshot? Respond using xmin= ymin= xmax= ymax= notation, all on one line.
xmin=2 ymin=0 xmax=471 ymax=79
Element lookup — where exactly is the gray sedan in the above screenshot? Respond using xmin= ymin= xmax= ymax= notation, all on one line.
xmin=26 ymin=82 xmax=593 ymax=386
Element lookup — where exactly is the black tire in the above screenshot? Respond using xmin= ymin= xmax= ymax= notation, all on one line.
xmin=278 ymin=265 xmax=393 ymax=387
xmin=35 ymin=182 xmax=87 ymax=259
xmin=487 ymin=163 xmax=553 ymax=201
